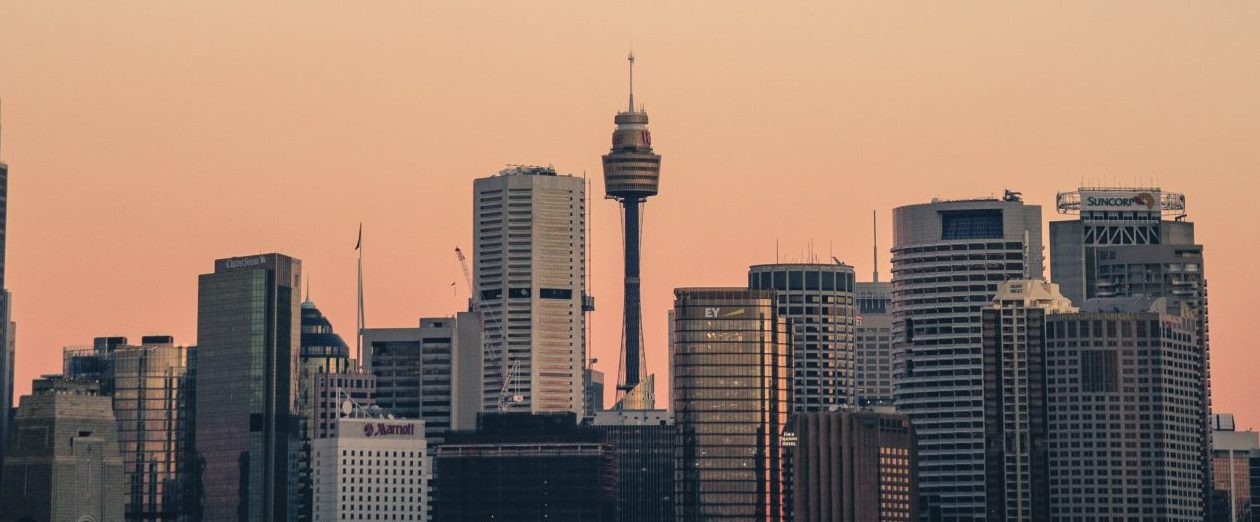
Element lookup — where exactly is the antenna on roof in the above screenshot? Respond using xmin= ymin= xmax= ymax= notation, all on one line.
xmin=627 ymin=51 xmax=636 ymax=113
xmin=872 ymin=210 xmax=879 ymax=283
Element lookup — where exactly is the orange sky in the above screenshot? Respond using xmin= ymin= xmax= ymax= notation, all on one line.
xmin=1 ymin=2 xmax=1257 ymax=425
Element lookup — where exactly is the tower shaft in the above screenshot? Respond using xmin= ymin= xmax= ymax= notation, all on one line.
xmin=620 ymin=197 xmax=644 ymax=392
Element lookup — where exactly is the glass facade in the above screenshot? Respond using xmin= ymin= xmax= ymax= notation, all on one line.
xmin=195 ymin=254 xmax=301 ymax=522
xmin=64 ymin=338 xmax=193 ymax=521
xmin=672 ymin=288 xmax=789 ymax=521
xmin=749 ymin=264 xmax=856 ymax=412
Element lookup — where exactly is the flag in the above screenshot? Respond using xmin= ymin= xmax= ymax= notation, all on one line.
xmin=355 ymin=223 xmax=362 ymax=251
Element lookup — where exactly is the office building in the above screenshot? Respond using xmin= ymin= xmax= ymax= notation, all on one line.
xmin=0 ymin=377 xmax=124 ymax=522
xmin=363 ymin=313 xmax=481 ymax=439
xmin=980 ymin=280 xmax=1076 ymax=521
xmin=672 ymin=288 xmax=790 ymax=521
xmin=749 ymin=263 xmax=857 ymax=412
xmin=603 ymin=52 xmax=662 ymax=410
xmin=786 ymin=408 xmax=918 ymax=522
xmin=1051 ymin=187 xmax=1213 ymax=510
xmin=1045 ymin=297 xmax=1206 ymax=520
xmin=310 ymin=416 xmax=428 ymax=522
xmin=0 ymin=104 xmax=15 ymax=487
xmin=592 ymin=409 xmax=674 ymax=522
xmin=473 ymin=166 xmax=586 ymax=416
xmin=434 ymin=412 xmax=616 ymax=521
xmin=1211 ymin=414 xmax=1260 ymax=522
xmin=584 ymin=367 xmax=605 ymax=421
xmin=63 ymin=336 xmax=194 ymax=522
xmin=194 ymin=253 xmax=301 ymax=522
xmin=855 ymin=281 xmax=894 ymax=406
xmin=891 ymin=192 xmax=1043 ymax=519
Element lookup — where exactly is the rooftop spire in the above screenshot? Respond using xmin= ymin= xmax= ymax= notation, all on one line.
xmin=627 ymin=51 xmax=635 ymax=113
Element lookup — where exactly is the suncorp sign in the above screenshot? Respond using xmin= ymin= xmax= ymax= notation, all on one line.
xmin=1081 ymin=191 xmax=1159 ymax=211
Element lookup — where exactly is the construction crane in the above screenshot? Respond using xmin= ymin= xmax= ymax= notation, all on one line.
xmin=455 ymin=247 xmax=522 ymax=411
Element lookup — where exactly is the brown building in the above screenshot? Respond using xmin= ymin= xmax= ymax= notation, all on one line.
xmin=786 ymin=408 xmax=918 ymax=522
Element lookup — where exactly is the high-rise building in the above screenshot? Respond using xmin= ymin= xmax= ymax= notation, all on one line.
xmin=363 ymin=313 xmax=481 ymax=439
xmin=980 ymin=280 xmax=1076 ymax=521
xmin=1210 ymin=413 xmax=1260 ymax=522
xmin=310 ymin=416 xmax=428 ymax=522
xmin=194 ymin=253 xmax=301 ymax=522
xmin=672 ymin=288 xmax=790 ymax=521
xmin=1044 ymin=297 xmax=1206 ymax=520
xmin=1051 ymin=187 xmax=1213 ymax=510
xmin=592 ymin=409 xmax=674 ymax=522
xmin=603 ymin=52 xmax=662 ymax=410
xmin=584 ymin=367 xmax=605 ymax=421
xmin=0 ymin=377 xmax=125 ymax=522
xmin=749 ymin=263 xmax=857 ymax=412
xmin=434 ymin=412 xmax=616 ymax=521
xmin=891 ymin=193 xmax=1043 ymax=520
xmin=63 ymin=336 xmax=194 ymax=521
xmin=855 ymin=282 xmax=894 ymax=406
xmin=473 ymin=166 xmax=586 ymax=416
xmin=786 ymin=408 xmax=919 ymax=522
xmin=0 ymin=103 xmax=15 ymax=488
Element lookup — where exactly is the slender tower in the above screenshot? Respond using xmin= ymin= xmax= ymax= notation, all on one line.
xmin=603 ymin=52 xmax=661 ymax=409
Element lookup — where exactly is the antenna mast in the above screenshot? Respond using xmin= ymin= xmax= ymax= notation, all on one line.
xmin=872 ymin=210 xmax=879 ymax=283
xmin=627 ymin=51 xmax=636 ymax=112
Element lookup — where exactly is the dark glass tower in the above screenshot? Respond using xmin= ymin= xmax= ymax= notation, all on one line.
xmin=0 ymin=103 xmax=13 ymax=488
xmin=603 ymin=53 xmax=661 ymax=409
xmin=194 ymin=254 xmax=301 ymax=522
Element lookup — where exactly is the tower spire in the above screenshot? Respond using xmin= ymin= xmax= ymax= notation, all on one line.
xmin=873 ymin=210 xmax=879 ymax=283
xmin=627 ymin=51 xmax=636 ymax=113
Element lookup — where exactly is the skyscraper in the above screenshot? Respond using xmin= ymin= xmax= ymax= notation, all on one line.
xmin=980 ymin=280 xmax=1075 ymax=521
xmin=603 ymin=53 xmax=662 ymax=410
xmin=672 ymin=288 xmax=790 ymax=521
xmin=63 ymin=336 xmax=195 ymax=522
xmin=473 ymin=166 xmax=586 ymax=416
xmin=786 ymin=408 xmax=919 ymax=522
xmin=310 ymin=416 xmax=428 ymax=522
xmin=0 ymin=377 xmax=125 ymax=522
xmin=194 ymin=253 xmax=301 ymax=522
xmin=891 ymin=193 xmax=1043 ymax=520
xmin=0 ymin=102 xmax=15 ymax=487
xmin=1050 ymin=186 xmax=1213 ymax=510
xmin=855 ymin=281 xmax=894 ymax=406
xmin=363 ymin=313 xmax=482 ymax=439
xmin=1044 ymin=297 xmax=1207 ymax=520
xmin=591 ymin=409 xmax=674 ymax=522
xmin=1210 ymin=414 xmax=1260 ymax=522
xmin=749 ymin=263 xmax=857 ymax=411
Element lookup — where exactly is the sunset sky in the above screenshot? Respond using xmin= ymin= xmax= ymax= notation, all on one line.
xmin=1 ymin=2 xmax=1256 ymax=424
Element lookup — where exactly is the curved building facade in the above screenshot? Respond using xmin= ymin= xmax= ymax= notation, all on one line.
xmin=891 ymin=196 xmax=1043 ymax=520
xmin=748 ymin=263 xmax=857 ymax=411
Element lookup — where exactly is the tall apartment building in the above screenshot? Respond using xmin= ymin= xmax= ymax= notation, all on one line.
xmin=473 ymin=166 xmax=586 ymax=416
xmin=749 ymin=264 xmax=857 ymax=411
xmin=672 ymin=288 xmax=790 ymax=521
xmin=310 ymin=416 xmax=428 ymax=522
xmin=363 ymin=313 xmax=481 ymax=439
xmin=592 ymin=409 xmax=674 ymax=522
xmin=1045 ymin=297 xmax=1206 ymax=520
xmin=855 ymin=281 xmax=894 ymax=406
xmin=980 ymin=280 xmax=1076 ymax=521
xmin=891 ymin=193 xmax=1043 ymax=520
xmin=786 ymin=408 xmax=918 ymax=522
xmin=63 ymin=336 xmax=194 ymax=521
xmin=0 ymin=377 xmax=124 ymax=522
xmin=195 ymin=254 xmax=301 ymax=522
xmin=1051 ymin=187 xmax=1213 ymax=510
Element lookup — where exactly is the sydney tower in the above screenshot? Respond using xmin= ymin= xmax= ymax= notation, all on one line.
xmin=602 ymin=53 xmax=661 ymax=410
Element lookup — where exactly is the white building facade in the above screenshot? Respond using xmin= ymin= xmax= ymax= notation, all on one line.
xmin=473 ymin=166 xmax=586 ymax=417
xmin=311 ymin=417 xmax=428 ymax=522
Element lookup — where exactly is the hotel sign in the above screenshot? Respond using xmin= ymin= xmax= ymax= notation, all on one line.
xmin=362 ymin=422 xmax=417 ymax=438
xmin=1080 ymin=190 xmax=1160 ymax=211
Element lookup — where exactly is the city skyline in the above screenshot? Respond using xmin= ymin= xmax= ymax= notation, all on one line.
xmin=1 ymin=1 xmax=1258 ymax=432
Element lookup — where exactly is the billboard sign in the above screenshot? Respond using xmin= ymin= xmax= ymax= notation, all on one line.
xmin=1080 ymin=190 xmax=1160 ymax=211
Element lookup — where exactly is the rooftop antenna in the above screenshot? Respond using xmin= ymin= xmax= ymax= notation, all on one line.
xmin=872 ymin=210 xmax=880 ymax=283
xmin=355 ymin=223 xmax=365 ymax=368
xmin=627 ymin=50 xmax=636 ymax=112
